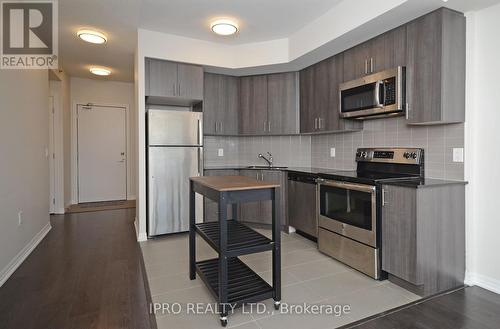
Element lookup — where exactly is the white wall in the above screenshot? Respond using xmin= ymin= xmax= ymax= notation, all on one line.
xmin=70 ymin=77 xmax=137 ymax=202
xmin=465 ymin=3 xmax=500 ymax=293
xmin=0 ymin=70 xmax=51 ymax=286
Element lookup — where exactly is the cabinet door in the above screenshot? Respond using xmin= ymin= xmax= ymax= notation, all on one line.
xmin=260 ymin=171 xmax=282 ymax=225
xmin=299 ymin=66 xmax=316 ymax=133
xmin=267 ymin=72 xmax=298 ymax=134
xmin=342 ymin=42 xmax=371 ymax=82
xmin=313 ymin=59 xmax=330 ymax=131
xmin=406 ymin=10 xmax=442 ymax=124
xmin=239 ymin=75 xmax=268 ymax=135
xmin=369 ymin=25 xmax=407 ymax=74
xmin=203 ymin=170 xmax=238 ymax=222
xmin=203 ymin=73 xmax=223 ymax=135
xmin=146 ymin=58 xmax=177 ymax=97
xmin=177 ymin=63 xmax=203 ymax=100
xmin=381 ymin=185 xmax=422 ymax=285
xmin=238 ymin=170 xmax=263 ymax=222
xmin=220 ymin=75 xmax=239 ymax=135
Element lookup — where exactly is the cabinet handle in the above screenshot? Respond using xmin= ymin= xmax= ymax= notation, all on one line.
xmin=215 ymin=122 xmax=218 ymax=133
xmin=370 ymin=58 xmax=374 ymax=73
xmin=314 ymin=118 xmax=318 ymax=130
xmin=173 ymin=83 xmax=176 ymax=96
xmin=178 ymin=84 xmax=181 ymax=96
xmin=220 ymin=122 xmax=223 ymax=133
xmin=365 ymin=59 xmax=368 ymax=75
xmin=319 ymin=118 xmax=323 ymax=130
xmin=268 ymin=120 xmax=271 ymax=133
xmin=382 ymin=188 xmax=387 ymax=206
xmin=405 ymin=103 xmax=410 ymax=120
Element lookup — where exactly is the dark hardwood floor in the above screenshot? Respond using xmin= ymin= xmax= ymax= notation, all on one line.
xmin=0 ymin=209 xmax=156 ymax=329
xmin=341 ymin=286 xmax=500 ymax=329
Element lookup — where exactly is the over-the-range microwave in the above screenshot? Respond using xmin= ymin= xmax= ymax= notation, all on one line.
xmin=339 ymin=66 xmax=406 ymax=119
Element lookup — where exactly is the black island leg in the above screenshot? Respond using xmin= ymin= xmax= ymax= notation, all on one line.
xmin=272 ymin=188 xmax=281 ymax=309
xmin=189 ymin=181 xmax=196 ymax=280
xmin=218 ymin=193 xmax=229 ymax=326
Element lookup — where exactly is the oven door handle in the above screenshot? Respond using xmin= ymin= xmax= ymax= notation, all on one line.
xmin=321 ymin=181 xmax=376 ymax=193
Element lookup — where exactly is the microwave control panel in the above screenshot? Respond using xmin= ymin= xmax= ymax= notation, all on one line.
xmin=384 ymin=77 xmax=396 ymax=105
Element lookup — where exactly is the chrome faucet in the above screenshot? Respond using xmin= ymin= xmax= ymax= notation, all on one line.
xmin=258 ymin=152 xmax=273 ymax=167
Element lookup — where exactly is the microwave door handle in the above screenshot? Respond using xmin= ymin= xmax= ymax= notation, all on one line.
xmin=374 ymin=80 xmax=384 ymax=108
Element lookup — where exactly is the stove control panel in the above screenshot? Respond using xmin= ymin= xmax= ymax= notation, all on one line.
xmin=356 ymin=148 xmax=423 ymax=165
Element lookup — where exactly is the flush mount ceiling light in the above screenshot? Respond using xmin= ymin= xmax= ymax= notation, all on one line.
xmin=90 ymin=67 xmax=111 ymax=76
xmin=211 ymin=19 xmax=238 ymax=36
xmin=77 ymin=29 xmax=107 ymax=44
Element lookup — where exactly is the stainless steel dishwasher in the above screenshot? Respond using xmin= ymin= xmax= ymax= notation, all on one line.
xmin=287 ymin=172 xmax=318 ymax=239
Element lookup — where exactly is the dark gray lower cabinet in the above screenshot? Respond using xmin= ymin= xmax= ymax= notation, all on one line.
xmin=381 ymin=183 xmax=465 ymax=296
xmin=238 ymin=170 xmax=263 ymax=223
xmin=203 ymin=169 xmax=238 ymax=222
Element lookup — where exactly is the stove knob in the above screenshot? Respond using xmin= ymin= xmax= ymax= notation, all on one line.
xmin=356 ymin=151 xmax=362 ymax=157
xmin=403 ymin=152 xmax=410 ymax=159
xmin=362 ymin=151 xmax=367 ymax=157
xmin=411 ymin=152 xmax=418 ymax=159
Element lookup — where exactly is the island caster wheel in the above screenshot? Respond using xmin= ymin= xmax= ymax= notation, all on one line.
xmin=220 ymin=316 xmax=228 ymax=327
xmin=274 ymin=301 xmax=281 ymax=310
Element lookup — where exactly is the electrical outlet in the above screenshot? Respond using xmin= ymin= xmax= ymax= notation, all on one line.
xmin=17 ymin=210 xmax=23 ymax=226
xmin=218 ymin=148 xmax=224 ymax=157
xmin=453 ymin=148 xmax=464 ymax=163
xmin=330 ymin=148 xmax=336 ymax=158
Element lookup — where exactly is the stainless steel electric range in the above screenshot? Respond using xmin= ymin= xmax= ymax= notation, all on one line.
xmin=316 ymin=148 xmax=424 ymax=279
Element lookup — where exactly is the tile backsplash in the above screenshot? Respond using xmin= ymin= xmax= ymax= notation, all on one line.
xmin=311 ymin=117 xmax=464 ymax=180
xmin=204 ymin=135 xmax=312 ymax=168
xmin=204 ymin=116 xmax=464 ymax=180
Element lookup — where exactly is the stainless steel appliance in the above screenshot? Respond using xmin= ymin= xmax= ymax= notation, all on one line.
xmin=147 ymin=109 xmax=203 ymax=236
xmin=288 ymin=172 xmax=318 ymax=239
xmin=339 ymin=67 xmax=405 ymax=119
xmin=317 ymin=148 xmax=424 ymax=279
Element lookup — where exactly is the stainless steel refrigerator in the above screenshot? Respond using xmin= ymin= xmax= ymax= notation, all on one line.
xmin=147 ymin=109 xmax=203 ymax=236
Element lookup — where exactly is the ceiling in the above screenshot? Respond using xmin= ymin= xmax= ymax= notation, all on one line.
xmin=59 ymin=0 xmax=500 ymax=82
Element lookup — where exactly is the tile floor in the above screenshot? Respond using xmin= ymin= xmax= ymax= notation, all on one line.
xmin=140 ymin=227 xmax=420 ymax=329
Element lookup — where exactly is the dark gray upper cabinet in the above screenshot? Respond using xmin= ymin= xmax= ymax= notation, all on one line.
xmin=203 ymin=73 xmax=239 ymax=135
xmin=381 ymin=183 xmax=465 ymax=296
xmin=343 ymin=26 xmax=406 ymax=82
xmin=145 ymin=58 xmax=203 ymax=106
xmin=239 ymin=75 xmax=268 ymax=135
xmin=300 ymin=54 xmax=362 ymax=133
xmin=406 ymin=8 xmax=465 ymax=124
xmin=267 ymin=72 xmax=298 ymax=135
xmin=240 ymin=73 xmax=298 ymax=135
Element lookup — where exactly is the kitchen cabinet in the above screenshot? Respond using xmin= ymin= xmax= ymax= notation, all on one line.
xmin=342 ymin=26 xmax=406 ymax=82
xmin=239 ymin=75 xmax=268 ymax=134
xmin=405 ymin=8 xmax=465 ymax=124
xmin=203 ymin=169 xmax=238 ymax=222
xmin=300 ymin=55 xmax=362 ymax=133
xmin=203 ymin=73 xmax=239 ymax=135
xmin=145 ymin=58 xmax=203 ymax=105
xmin=381 ymin=183 xmax=465 ymax=296
xmin=267 ymin=72 xmax=299 ymax=134
xmin=240 ymin=73 xmax=298 ymax=135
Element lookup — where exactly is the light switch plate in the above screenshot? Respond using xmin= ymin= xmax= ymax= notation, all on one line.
xmin=453 ymin=148 xmax=464 ymax=162
xmin=218 ymin=148 xmax=224 ymax=157
xmin=330 ymin=148 xmax=336 ymax=158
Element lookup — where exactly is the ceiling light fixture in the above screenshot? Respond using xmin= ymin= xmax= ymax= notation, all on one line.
xmin=77 ymin=29 xmax=107 ymax=44
xmin=211 ymin=19 xmax=238 ymax=36
xmin=90 ymin=67 xmax=111 ymax=76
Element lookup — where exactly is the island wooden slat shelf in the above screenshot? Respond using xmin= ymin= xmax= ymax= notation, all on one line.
xmin=189 ymin=175 xmax=281 ymax=327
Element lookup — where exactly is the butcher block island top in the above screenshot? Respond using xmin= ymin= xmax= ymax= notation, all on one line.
xmin=190 ymin=175 xmax=279 ymax=192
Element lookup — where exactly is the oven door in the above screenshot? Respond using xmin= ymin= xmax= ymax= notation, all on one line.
xmin=318 ymin=180 xmax=377 ymax=247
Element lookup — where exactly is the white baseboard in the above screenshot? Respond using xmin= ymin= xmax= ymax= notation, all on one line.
xmin=0 ymin=222 xmax=52 ymax=287
xmin=134 ymin=217 xmax=147 ymax=242
xmin=465 ymin=271 xmax=500 ymax=295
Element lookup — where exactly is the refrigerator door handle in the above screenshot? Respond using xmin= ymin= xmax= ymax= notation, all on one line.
xmin=198 ymin=148 xmax=203 ymax=176
xmin=198 ymin=119 xmax=202 ymax=146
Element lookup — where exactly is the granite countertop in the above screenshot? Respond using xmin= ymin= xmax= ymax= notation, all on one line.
xmin=204 ymin=166 xmax=467 ymax=188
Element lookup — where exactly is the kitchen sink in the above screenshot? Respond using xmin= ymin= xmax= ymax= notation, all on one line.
xmin=246 ymin=166 xmax=288 ymax=169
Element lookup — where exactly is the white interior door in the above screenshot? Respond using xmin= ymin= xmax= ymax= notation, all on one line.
xmin=77 ymin=105 xmax=127 ymax=203
xmin=49 ymin=97 xmax=55 ymax=213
